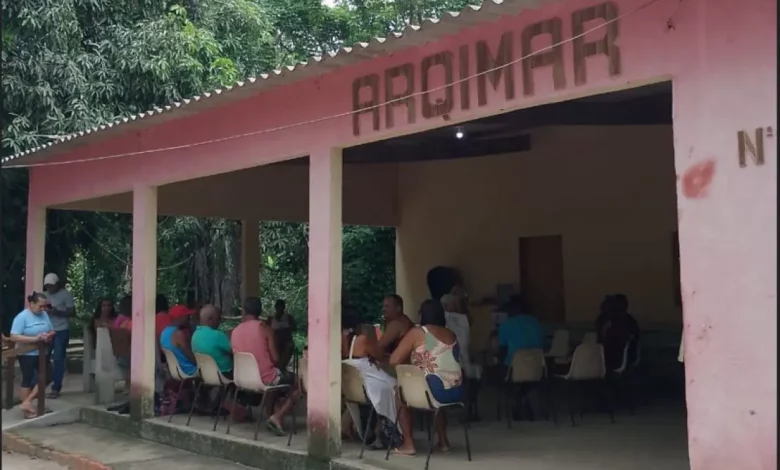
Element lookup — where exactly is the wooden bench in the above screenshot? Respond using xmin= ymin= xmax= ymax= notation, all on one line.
xmin=3 ymin=340 xmax=48 ymax=415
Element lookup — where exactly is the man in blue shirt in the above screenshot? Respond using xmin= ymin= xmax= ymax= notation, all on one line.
xmin=498 ymin=295 xmax=545 ymax=366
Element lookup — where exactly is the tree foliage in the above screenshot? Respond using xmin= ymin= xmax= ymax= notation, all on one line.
xmin=1 ymin=0 xmax=479 ymax=333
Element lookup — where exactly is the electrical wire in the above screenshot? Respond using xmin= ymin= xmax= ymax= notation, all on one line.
xmin=3 ymin=0 xmax=663 ymax=170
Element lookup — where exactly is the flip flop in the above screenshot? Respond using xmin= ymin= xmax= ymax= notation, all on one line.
xmin=22 ymin=410 xmax=39 ymax=419
xmin=266 ymin=420 xmax=285 ymax=437
xmin=391 ymin=448 xmax=417 ymax=457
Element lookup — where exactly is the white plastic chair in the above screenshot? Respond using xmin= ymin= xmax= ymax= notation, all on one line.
xmin=581 ymin=332 xmax=598 ymax=345
xmin=545 ymin=329 xmax=570 ymax=358
xmin=190 ymin=352 xmax=233 ymax=431
xmin=386 ymin=365 xmax=472 ymax=470
xmin=227 ymin=352 xmax=294 ymax=442
xmin=161 ymin=348 xmax=199 ymax=423
xmin=553 ymin=342 xmax=614 ymax=426
xmin=94 ymin=327 xmax=125 ymax=404
xmin=342 ymin=363 xmax=374 ymax=459
xmin=497 ymin=349 xmax=546 ymax=427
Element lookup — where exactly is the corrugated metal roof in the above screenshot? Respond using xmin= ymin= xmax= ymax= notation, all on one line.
xmin=3 ymin=0 xmax=549 ymax=166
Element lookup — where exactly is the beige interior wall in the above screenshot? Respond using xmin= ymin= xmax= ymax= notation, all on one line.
xmin=56 ymin=161 xmax=399 ymax=226
xmin=395 ymin=126 xmax=680 ymax=341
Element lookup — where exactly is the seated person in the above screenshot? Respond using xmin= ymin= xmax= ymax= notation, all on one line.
xmin=154 ymin=294 xmax=172 ymax=342
xmin=497 ymin=295 xmax=544 ymax=370
xmin=341 ymin=309 xmax=401 ymax=449
xmin=596 ymin=294 xmax=640 ymax=372
xmin=377 ymin=295 xmax=414 ymax=357
xmin=389 ymin=300 xmax=463 ymax=456
xmin=231 ymin=297 xmax=301 ymax=435
xmin=191 ymin=304 xmax=233 ymax=378
xmin=270 ymin=299 xmax=297 ymax=370
xmin=160 ymin=304 xmax=197 ymax=376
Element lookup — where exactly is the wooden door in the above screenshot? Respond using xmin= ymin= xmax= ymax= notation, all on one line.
xmin=519 ymin=235 xmax=566 ymax=323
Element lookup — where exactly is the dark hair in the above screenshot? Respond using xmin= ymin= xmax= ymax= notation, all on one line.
xmin=243 ymin=297 xmax=263 ymax=317
xmin=506 ymin=295 xmax=527 ymax=317
xmin=419 ymin=299 xmax=446 ymax=327
xmin=342 ymin=306 xmax=360 ymax=331
xmin=385 ymin=294 xmax=403 ymax=310
xmin=119 ymin=294 xmax=132 ymax=315
xmin=27 ymin=291 xmax=47 ymax=304
xmin=90 ymin=298 xmax=117 ymax=342
xmin=613 ymin=294 xmax=628 ymax=311
xmin=155 ymin=294 xmax=169 ymax=313
xmin=274 ymin=299 xmax=286 ymax=319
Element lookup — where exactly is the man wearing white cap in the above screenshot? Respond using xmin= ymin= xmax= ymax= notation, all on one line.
xmin=43 ymin=273 xmax=75 ymax=398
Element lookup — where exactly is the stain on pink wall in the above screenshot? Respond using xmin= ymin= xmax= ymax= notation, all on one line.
xmin=25 ymin=0 xmax=776 ymax=467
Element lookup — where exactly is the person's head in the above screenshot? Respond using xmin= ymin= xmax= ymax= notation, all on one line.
xmin=382 ymin=294 xmax=404 ymax=321
xmin=274 ymin=299 xmax=286 ymax=317
xmin=94 ymin=298 xmax=116 ymax=319
xmin=600 ymin=295 xmax=616 ymax=316
xmin=419 ymin=299 xmax=447 ymax=327
xmin=27 ymin=292 xmax=50 ymax=314
xmin=155 ymin=294 xmax=169 ymax=314
xmin=199 ymin=304 xmax=222 ymax=328
xmin=242 ymin=297 xmax=264 ymax=322
xmin=43 ymin=273 xmax=60 ymax=294
xmin=440 ymin=293 xmax=460 ymax=313
xmin=118 ymin=294 xmax=132 ymax=316
xmin=169 ymin=304 xmax=194 ymax=327
xmin=341 ymin=306 xmax=360 ymax=332
xmin=613 ymin=294 xmax=629 ymax=314
xmin=506 ymin=295 xmax=527 ymax=317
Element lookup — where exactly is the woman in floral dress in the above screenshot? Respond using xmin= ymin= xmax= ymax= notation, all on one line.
xmin=389 ymin=299 xmax=464 ymax=456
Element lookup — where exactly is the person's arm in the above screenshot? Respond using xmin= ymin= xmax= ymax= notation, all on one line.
xmin=51 ymin=291 xmax=76 ymax=318
xmin=9 ymin=315 xmax=42 ymax=343
xmin=217 ymin=331 xmax=233 ymax=356
xmin=172 ymin=329 xmax=196 ymax=362
xmin=287 ymin=315 xmax=297 ymax=333
xmin=389 ymin=329 xmax=417 ymax=367
xmin=356 ymin=334 xmax=385 ymax=363
xmin=376 ymin=321 xmax=400 ymax=354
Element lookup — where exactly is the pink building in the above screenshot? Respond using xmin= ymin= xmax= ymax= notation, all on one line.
xmin=4 ymin=0 xmax=775 ymax=468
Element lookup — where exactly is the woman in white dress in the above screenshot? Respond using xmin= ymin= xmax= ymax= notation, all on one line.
xmin=341 ymin=312 xmax=401 ymax=448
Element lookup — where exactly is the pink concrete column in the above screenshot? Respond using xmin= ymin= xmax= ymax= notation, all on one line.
xmin=240 ymin=220 xmax=260 ymax=300
xmin=306 ymin=148 xmax=343 ymax=458
xmin=129 ymin=185 xmax=158 ymax=419
xmin=24 ymin=205 xmax=47 ymax=296
xmin=674 ymin=1 xmax=776 ymax=469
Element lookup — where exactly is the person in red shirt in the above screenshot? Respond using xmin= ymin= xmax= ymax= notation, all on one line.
xmin=231 ymin=297 xmax=301 ymax=436
xmin=154 ymin=294 xmax=171 ymax=341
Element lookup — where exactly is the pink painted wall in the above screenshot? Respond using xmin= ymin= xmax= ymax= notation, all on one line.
xmin=27 ymin=0 xmax=776 ymax=467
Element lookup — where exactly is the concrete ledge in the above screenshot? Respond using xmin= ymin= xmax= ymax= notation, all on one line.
xmin=2 ymin=432 xmax=112 ymax=470
xmin=79 ymin=407 xmax=338 ymax=470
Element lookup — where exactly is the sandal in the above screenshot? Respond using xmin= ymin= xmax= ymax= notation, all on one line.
xmin=267 ymin=419 xmax=285 ymax=437
xmin=391 ymin=448 xmax=417 ymax=457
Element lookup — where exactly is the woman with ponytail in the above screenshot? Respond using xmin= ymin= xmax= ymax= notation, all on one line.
xmin=9 ymin=292 xmax=55 ymax=418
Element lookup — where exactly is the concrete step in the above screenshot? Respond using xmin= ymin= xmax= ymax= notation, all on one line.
xmin=3 ymin=422 xmax=259 ymax=470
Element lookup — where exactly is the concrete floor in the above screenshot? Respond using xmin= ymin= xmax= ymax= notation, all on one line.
xmin=2 ymin=452 xmax=67 ymax=470
xmin=171 ymin=402 xmax=690 ymax=470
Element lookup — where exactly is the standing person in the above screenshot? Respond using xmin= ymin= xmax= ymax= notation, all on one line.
xmin=10 ymin=292 xmax=55 ymax=418
xmin=442 ymin=293 xmax=482 ymax=421
xmin=42 ymin=273 xmax=75 ymax=399
xmin=377 ymin=295 xmax=414 ymax=356
xmin=270 ymin=299 xmax=297 ymax=370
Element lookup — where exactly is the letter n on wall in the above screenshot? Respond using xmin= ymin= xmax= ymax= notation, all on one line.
xmin=738 ymin=128 xmax=766 ymax=167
